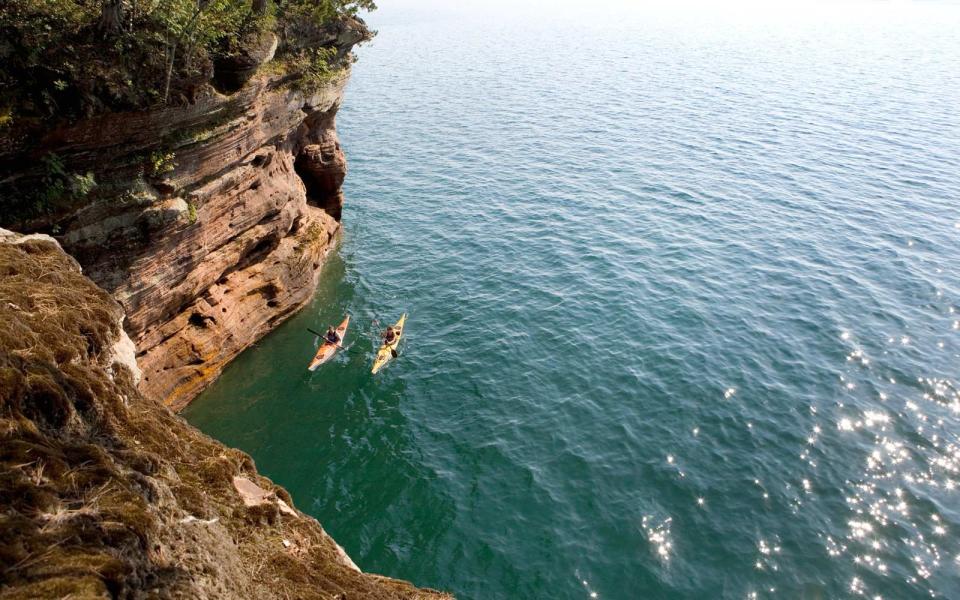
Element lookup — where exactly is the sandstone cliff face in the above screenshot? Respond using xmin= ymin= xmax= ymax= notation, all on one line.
xmin=0 ymin=230 xmax=449 ymax=599
xmin=2 ymin=62 xmax=352 ymax=411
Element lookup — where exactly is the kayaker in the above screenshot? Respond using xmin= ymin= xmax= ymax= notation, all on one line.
xmin=325 ymin=326 xmax=341 ymax=345
xmin=382 ymin=326 xmax=397 ymax=345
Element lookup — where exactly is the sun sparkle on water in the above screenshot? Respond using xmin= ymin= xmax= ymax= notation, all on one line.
xmin=184 ymin=1 xmax=960 ymax=597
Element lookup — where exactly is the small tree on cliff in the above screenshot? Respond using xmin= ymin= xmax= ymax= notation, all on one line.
xmin=157 ymin=0 xmax=250 ymax=103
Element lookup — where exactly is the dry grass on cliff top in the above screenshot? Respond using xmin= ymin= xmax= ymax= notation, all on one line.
xmin=0 ymin=237 xmax=452 ymax=599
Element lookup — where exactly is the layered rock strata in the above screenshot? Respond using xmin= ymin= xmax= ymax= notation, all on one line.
xmin=0 ymin=229 xmax=450 ymax=599
xmin=2 ymin=66 xmax=352 ymax=411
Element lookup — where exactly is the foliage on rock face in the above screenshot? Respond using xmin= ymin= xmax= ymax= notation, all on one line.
xmin=33 ymin=153 xmax=98 ymax=214
xmin=0 ymin=0 xmax=375 ymax=121
xmin=287 ymin=46 xmax=339 ymax=91
xmin=148 ymin=150 xmax=177 ymax=177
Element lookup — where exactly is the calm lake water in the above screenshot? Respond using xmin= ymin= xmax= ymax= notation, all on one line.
xmin=184 ymin=2 xmax=960 ymax=598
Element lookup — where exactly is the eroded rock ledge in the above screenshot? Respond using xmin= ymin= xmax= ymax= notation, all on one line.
xmin=2 ymin=62 xmax=354 ymax=411
xmin=0 ymin=230 xmax=449 ymax=599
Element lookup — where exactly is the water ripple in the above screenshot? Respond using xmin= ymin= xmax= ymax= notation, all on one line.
xmin=185 ymin=3 xmax=960 ymax=599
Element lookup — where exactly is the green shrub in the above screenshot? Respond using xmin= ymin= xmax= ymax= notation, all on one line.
xmin=148 ymin=151 xmax=177 ymax=178
xmin=0 ymin=0 xmax=376 ymax=121
xmin=288 ymin=47 xmax=340 ymax=91
xmin=32 ymin=153 xmax=97 ymax=214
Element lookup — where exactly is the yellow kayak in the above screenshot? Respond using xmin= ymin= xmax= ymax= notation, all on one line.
xmin=308 ymin=315 xmax=349 ymax=371
xmin=372 ymin=314 xmax=406 ymax=374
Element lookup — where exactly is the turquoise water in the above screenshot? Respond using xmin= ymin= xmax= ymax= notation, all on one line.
xmin=183 ymin=3 xmax=960 ymax=598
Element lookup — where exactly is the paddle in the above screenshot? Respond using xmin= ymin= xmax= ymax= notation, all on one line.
xmin=306 ymin=327 xmax=348 ymax=352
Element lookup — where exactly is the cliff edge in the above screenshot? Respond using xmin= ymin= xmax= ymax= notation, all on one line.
xmin=1 ymin=3 xmax=368 ymax=410
xmin=0 ymin=229 xmax=449 ymax=599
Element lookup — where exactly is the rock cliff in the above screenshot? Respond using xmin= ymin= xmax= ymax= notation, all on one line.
xmin=1 ymin=27 xmax=358 ymax=410
xmin=0 ymin=229 xmax=449 ymax=599
xmin=0 ymin=8 xmax=453 ymax=598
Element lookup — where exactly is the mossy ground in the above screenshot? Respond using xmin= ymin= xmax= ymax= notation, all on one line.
xmin=0 ymin=234 xmax=451 ymax=598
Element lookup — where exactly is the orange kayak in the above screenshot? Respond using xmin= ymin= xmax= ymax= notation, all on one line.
xmin=307 ymin=315 xmax=349 ymax=371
